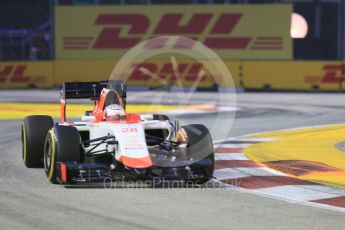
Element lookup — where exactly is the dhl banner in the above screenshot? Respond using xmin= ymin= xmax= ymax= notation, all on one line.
xmin=54 ymin=60 xmax=241 ymax=88
xmin=55 ymin=5 xmax=292 ymax=60
xmin=115 ymin=59 xmax=243 ymax=88
xmin=0 ymin=60 xmax=240 ymax=89
xmin=242 ymin=61 xmax=345 ymax=91
xmin=5 ymin=60 xmax=345 ymax=91
xmin=0 ymin=61 xmax=53 ymax=88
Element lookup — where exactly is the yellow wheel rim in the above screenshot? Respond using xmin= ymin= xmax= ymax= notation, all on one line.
xmin=47 ymin=130 xmax=56 ymax=181
xmin=22 ymin=123 xmax=27 ymax=163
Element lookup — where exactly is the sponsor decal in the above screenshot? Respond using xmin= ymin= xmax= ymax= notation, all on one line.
xmin=56 ymin=5 xmax=292 ymax=59
xmin=128 ymin=62 xmax=213 ymax=85
xmin=121 ymin=127 xmax=139 ymax=133
xmin=124 ymin=138 xmax=143 ymax=149
xmin=304 ymin=64 xmax=345 ymax=85
xmin=88 ymin=13 xmax=251 ymax=50
xmin=63 ymin=13 xmax=283 ymax=50
xmin=0 ymin=64 xmax=45 ymax=84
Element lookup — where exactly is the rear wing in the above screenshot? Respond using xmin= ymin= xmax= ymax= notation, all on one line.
xmin=60 ymin=80 xmax=126 ymax=102
xmin=59 ymin=80 xmax=127 ymax=122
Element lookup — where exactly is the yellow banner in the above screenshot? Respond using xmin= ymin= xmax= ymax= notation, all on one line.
xmin=3 ymin=60 xmax=345 ymax=91
xmin=54 ymin=60 xmax=115 ymax=84
xmin=54 ymin=60 xmax=241 ymax=88
xmin=55 ymin=5 xmax=292 ymax=60
xmin=242 ymin=61 xmax=345 ymax=91
xmin=0 ymin=61 xmax=53 ymax=88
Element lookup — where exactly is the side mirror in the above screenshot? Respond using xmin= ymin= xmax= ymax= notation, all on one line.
xmin=174 ymin=120 xmax=180 ymax=131
xmin=81 ymin=116 xmax=96 ymax=122
xmin=140 ymin=114 xmax=154 ymax=121
xmin=85 ymin=110 xmax=93 ymax=116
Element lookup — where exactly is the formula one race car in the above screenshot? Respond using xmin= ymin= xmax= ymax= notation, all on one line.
xmin=21 ymin=80 xmax=214 ymax=185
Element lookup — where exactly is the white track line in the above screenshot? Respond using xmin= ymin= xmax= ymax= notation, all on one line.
xmin=209 ymin=179 xmax=345 ymax=214
xmin=214 ymin=137 xmax=276 ymax=144
xmin=214 ymin=167 xmax=284 ymax=180
xmin=255 ymin=185 xmax=345 ymax=201
xmin=214 ymin=143 xmax=251 ymax=148
xmin=215 ymin=153 xmax=248 ymax=161
xmin=213 ymin=124 xmax=345 ymax=213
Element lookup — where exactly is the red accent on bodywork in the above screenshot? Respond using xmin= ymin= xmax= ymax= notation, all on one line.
xmin=126 ymin=114 xmax=140 ymax=122
xmin=119 ymin=155 xmax=153 ymax=168
xmin=60 ymin=99 xmax=66 ymax=123
xmin=60 ymin=163 xmax=67 ymax=184
xmin=91 ymin=92 xmax=107 ymax=122
xmin=92 ymin=90 xmax=127 ymax=123
xmin=98 ymin=114 xmax=141 ymax=124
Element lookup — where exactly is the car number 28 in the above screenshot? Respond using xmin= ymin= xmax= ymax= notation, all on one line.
xmin=121 ymin=128 xmax=138 ymax=133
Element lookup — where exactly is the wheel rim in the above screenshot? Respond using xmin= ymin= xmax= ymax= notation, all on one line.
xmin=44 ymin=138 xmax=52 ymax=171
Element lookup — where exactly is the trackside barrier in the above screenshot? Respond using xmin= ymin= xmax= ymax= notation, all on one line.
xmin=0 ymin=61 xmax=54 ymax=88
xmin=54 ymin=60 xmax=242 ymax=89
xmin=225 ymin=61 xmax=242 ymax=88
xmin=242 ymin=61 xmax=345 ymax=91
xmin=0 ymin=60 xmax=241 ymax=89
xmin=2 ymin=60 xmax=345 ymax=92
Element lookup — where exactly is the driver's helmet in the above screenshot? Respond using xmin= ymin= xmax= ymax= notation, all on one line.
xmin=104 ymin=104 xmax=126 ymax=121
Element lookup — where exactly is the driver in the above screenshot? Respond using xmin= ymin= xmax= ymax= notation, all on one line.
xmin=104 ymin=104 xmax=126 ymax=121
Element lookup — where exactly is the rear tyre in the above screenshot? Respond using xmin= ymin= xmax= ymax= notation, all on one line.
xmin=22 ymin=115 xmax=54 ymax=168
xmin=152 ymin=114 xmax=170 ymax=121
xmin=44 ymin=125 xmax=81 ymax=184
xmin=178 ymin=124 xmax=214 ymax=184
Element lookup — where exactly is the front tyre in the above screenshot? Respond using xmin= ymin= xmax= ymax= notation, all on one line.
xmin=44 ymin=125 xmax=81 ymax=184
xmin=178 ymin=124 xmax=214 ymax=183
xmin=22 ymin=115 xmax=54 ymax=168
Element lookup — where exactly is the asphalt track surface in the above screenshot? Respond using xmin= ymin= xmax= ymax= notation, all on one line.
xmin=1 ymin=91 xmax=345 ymax=229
